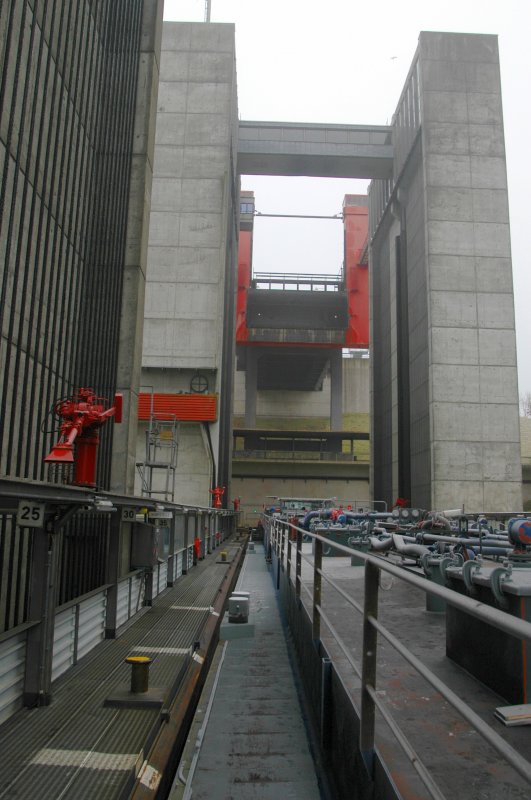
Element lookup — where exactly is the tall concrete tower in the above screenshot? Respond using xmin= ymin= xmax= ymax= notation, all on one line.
xmin=370 ymin=32 xmax=521 ymax=512
xmin=138 ymin=22 xmax=239 ymax=507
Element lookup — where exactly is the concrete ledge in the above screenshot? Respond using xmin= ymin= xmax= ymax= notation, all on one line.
xmin=104 ymin=687 xmax=166 ymax=709
xmin=219 ymin=620 xmax=255 ymax=640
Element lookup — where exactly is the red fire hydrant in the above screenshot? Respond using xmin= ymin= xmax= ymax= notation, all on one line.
xmin=44 ymin=388 xmax=122 ymax=487
xmin=209 ymin=486 xmax=225 ymax=508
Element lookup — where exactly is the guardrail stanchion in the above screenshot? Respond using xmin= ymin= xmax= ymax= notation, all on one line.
xmin=360 ymin=559 xmax=379 ymax=776
xmin=287 ymin=531 xmax=292 ymax=583
xmin=313 ymin=536 xmax=322 ymax=644
xmin=276 ymin=523 xmax=282 ymax=590
xmin=296 ymin=527 xmax=302 ymax=600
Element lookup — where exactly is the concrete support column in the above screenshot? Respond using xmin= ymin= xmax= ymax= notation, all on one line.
xmin=245 ymin=351 xmax=258 ymax=428
xmin=183 ymin=514 xmax=190 ymax=574
xmin=105 ymin=515 xmax=123 ymax=638
xmin=330 ymin=350 xmax=343 ymax=431
xmin=167 ymin=515 xmax=176 ymax=586
xmin=23 ymin=527 xmax=56 ymax=706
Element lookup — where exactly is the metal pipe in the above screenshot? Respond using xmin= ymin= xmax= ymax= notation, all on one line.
xmin=271 ymin=518 xmax=531 ymax=644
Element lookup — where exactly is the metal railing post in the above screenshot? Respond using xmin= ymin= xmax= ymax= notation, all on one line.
xmin=276 ymin=523 xmax=281 ymax=590
xmin=105 ymin=513 xmax=123 ymax=638
xmin=296 ymin=528 xmax=302 ymax=600
xmin=360 ymin=559 xmax=379 ymax=776
xmin=313 ymin=536 xmax=322 ymax=643
xmin=287 ymin=534 xmax=292 ymax=582
xmin=280 ymin=523 xmax=285 ymax=569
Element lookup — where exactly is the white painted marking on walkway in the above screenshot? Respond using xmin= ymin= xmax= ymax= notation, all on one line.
xmin=30 ymin=748 xmax=139 ymax=771
xmin=132 ymin=646 xmax=189 ymax=655
xmin=170 ymin=605 xmax=210 ymax=611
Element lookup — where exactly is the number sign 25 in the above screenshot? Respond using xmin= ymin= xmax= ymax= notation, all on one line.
xmin=17 ymin=501 xmax=45 ymax=528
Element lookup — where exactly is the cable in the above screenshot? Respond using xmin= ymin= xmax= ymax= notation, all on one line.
xmin=255 ymin=211 xmax=343 ymax=220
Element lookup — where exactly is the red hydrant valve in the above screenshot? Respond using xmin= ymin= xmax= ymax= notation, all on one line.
xmin=209 ymin=486 xmax=225 ymax=508
xmin=44 ymin=388 xmax=122 ymax=487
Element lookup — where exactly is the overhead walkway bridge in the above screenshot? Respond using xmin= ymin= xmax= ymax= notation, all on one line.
xmin=237 ymin=121 xmax=394 ymax=179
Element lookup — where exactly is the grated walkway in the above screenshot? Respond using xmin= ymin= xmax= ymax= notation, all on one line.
xmin=171 ymin=544 xmax=322 ymax=800
xmin=0 ymin=545 xmax=241 ymax=800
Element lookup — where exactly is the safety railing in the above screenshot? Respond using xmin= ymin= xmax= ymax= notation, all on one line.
xmin=252 ymin=272 xmax=343 ymax=292
xmin=0 ymin=477 xmax=236 ymax=718
xmin=232 ymin=449 xmax=361 ymax=462
xmin=265 ymin=516 xmax=531 ymax=797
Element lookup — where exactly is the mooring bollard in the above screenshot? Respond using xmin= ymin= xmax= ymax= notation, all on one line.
xmin=125 ymin=655 xmax=152 ymax=694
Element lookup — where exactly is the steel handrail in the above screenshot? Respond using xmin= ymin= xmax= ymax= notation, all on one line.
xmin=267 ymin=515 xmax=531 ymax=796
xmin=295 ymin=524 xmax=531 ymax=643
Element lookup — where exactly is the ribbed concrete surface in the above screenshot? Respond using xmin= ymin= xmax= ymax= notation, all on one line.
xmin=174 ymin=545 xmax=321 ymax=799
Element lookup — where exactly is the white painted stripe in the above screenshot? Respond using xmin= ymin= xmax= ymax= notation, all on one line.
xmin=132 ymin=646 xmax=189 ymax=656
xmin=170 ymin=605 xmax=210 ymax=611
xmin=30 ymin=748 xmax=139 ymax=771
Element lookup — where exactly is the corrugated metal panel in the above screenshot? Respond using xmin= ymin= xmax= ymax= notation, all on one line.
xmin=138 ymin=393 xmax=217 ymax=421
xmin=77 ymin=593 xmax=106 ymax=661
xmin=116 ymin=579 xmax=130 ymax=628
xmin=52 ymin=607 xmax=76 ymax=682
xmin=159 ymin=561 xmax=168 ymax=592
xmin=131 ymin=573 xmax=145 ymax=616
xmin=151 ymin=569 xmax=159 ymax=600
xmin=0 ymin=633 xmax=26 ymax=724
xmin=167 ymin=557 xmax=175 ymax=584
xmin=174 ymin=549 xmax=184 ymax=580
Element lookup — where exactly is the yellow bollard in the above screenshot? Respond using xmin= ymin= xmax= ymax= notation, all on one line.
xmin=125 ymin=655 xmax=152 ymax=693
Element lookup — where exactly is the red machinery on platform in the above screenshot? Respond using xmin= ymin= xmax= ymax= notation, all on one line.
xmin=209 ymin=486 xmax=225 ymax=508
xmin=44 ymin=388 xmax=122 ymax=487
xmin=343 ymin=198 xmax=369 ymax=348
xmin=236 ymin=194 xmax=369 ymax=349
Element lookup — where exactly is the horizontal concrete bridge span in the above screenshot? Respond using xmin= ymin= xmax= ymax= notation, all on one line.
xmin=238 ymin=120 xmax=394 ymax=179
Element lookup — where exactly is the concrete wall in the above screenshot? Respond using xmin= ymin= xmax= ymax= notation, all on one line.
xmin=233 ymin=475 xmax=370 ymax=526
xmin=136 ymin=420 xmax=211 ymax=507
xmin=233 ymin=355 xmax=370 ymax=420
xmin=371 ymin=32 xmax=521 ymax=512
xmin=112 ymin=0 xmax=164 ymax=494
xmin=138 ymin=22 xmax=239 ymax=506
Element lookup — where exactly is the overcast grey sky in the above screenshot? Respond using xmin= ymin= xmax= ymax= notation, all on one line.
xmin=164 ymin=0 xmax=531 ymax=395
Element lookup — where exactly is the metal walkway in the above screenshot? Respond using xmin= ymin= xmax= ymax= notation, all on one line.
xmin=171 ymin=543 xmax=322 ymax=799
xmin=0 ymin=545 xmax=242 ymax=800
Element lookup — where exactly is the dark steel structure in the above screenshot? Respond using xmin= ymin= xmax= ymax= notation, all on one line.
xmin=0 ymin=0 xmax=144 ymax=630
xmin=0 ymin=0 xmax=142 ymax=486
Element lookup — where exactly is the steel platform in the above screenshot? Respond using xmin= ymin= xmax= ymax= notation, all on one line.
xmin=0 ymin=545 xmax=243 ymax=800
